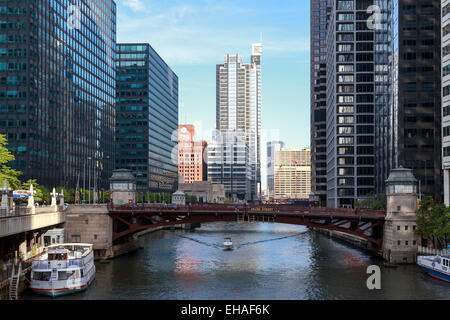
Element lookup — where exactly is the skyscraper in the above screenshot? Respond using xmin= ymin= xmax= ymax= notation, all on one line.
xmin=325 ymin=0 xmax=442 ymax=207
xmin=266 ymin=141 xmax=285 ymax=199
xmin=116 ymin=43 xmax=178 ymax=193
xmin=311 ymin=0 xmax=333 ymax=207
xmin=216 ymin=44 xmax=262 ymax=200
xmin=442 ymin=0 xmax=450 ymax=205
xmin=326 ymin=0 xmax=391 ymax=208
xmin=382 ymin=0 xmax=443 ymax=203
xmin=0 ymin=0 xmax=116 ymax=189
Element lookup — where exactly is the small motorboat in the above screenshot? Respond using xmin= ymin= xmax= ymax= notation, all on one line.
xmin=223 ymin=238 xmax=233 ymax=250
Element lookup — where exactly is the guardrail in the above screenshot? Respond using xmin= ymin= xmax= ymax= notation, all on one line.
xmin=418 ymin=246 xmax=449 ymax=256
xmin=107 ymin=203 xmax=386 ymax=217
xmin=0 ymin=260 xmax=32 ymax=283
xmin=0 ymin=207 xmax=31 ymax=218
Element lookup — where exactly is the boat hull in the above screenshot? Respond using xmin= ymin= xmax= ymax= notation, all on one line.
xmin=29 ymin=272 xmax=96 ymax=298
xmin=418 ymin=265 xmax=450 ymax=283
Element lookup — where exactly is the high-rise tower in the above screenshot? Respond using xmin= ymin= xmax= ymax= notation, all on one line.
xmin=0 ymin=0 xmax=116 ymax=189
xmin=215 ymin=44 xmax=262 ymax=200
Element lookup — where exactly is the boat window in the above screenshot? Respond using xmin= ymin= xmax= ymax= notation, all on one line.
xmin=58 ymin=271 xmax=68 ymax=280
xmin=33 ymin=272 xmax=51 ymax=281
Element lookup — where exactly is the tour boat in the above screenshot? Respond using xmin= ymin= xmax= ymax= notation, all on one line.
xmin=223 ymin=238 xmax=233 ymax=250
xmin=417 ymin=249 xmax=450 ymax=283
xmin=29 ymin=243 xmax=96 ymax=297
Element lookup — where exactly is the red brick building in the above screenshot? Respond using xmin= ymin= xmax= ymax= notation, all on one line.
xmin=178 ymin=125 xmax=207 ymax=183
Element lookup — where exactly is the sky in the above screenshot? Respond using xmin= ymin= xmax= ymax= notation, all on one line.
xmin=116 ymin=0 xmax=311 ymax=149
xmin=115 ymin=0 xmax=311 ymax=190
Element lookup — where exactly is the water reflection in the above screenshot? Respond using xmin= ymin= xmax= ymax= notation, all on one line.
xmin=23 ymin=222 xmax=449 ymax=300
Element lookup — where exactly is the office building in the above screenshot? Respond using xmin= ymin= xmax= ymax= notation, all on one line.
xmin=311 ymin=0 xmax=333 ymax=206
xmin=382 ymin=0 xmax=442 ymax=203
xmin=442 ymin=0 xmax=450 ymax=205
xmin=266 ymin=141 xmax=284 ymax=198
xmin=178 ymin=124 xmax=207 ymax=184
xmin=274 ymin=148 xmax=311 ymax=200
xmin=207 ymin=130 xmax=252 ymax=201
xmin=0 ymin=0 xmax=116 ymax=189
xmin=216 ymin=44 xmax=262 ymax=200
xmin=326 ymin=0 xmax=391 ymax=208
xmin=116 ymin=43 xmax=178 ymax=193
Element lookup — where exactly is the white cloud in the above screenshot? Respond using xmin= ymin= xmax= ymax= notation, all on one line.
xmin=121 ymin=0 xmax=147 ymax=12
xmin=116 ymin=1 xmax=309 ymax=66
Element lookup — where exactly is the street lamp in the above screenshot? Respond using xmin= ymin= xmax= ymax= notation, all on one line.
xmin=88 ymin=157 xmax=92 ymax=204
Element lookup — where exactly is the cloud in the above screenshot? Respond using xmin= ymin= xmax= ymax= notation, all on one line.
xmin=121 ymin=0 xmax=147 ymax=12
xmin=116 ymin=1 xmax=309 ymax=66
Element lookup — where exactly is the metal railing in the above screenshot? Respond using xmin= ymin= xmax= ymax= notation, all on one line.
xmin=107 ymin=203 xmax=386 ymax=217
xmin=418 ymin=246 xmax=449 ymax=256
xmin=0 ymin=207 xmax=31 ymax=218
xmin=0 ymin=260 xmax=32 ymax=283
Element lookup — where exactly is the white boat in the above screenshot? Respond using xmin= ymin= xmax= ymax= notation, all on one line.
xmin=223 ymin=238 xmax=233 ymax=250
xmin=417 ymin=248 xmax=450 ymax=283
xmin=29 ymin=243 xmax=96 ymax=297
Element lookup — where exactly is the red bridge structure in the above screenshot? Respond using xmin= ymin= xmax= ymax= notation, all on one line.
xmin=108 ymin=203 xmax=386 ymax=251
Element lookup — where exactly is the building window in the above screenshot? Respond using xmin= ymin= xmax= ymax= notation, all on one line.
xmin=72 ymin=235 xmax=81 ymax=243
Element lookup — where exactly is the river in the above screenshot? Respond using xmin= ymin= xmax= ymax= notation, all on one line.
xmin=23 ymin=222 xmax=449 ymax=300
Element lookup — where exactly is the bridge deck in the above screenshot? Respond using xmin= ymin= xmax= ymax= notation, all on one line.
xmin=107 ymin=204 xmax=386 ymax=248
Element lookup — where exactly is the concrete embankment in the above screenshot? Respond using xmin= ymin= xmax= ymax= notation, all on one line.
xmin=311 ymin=227 xmax=375 ymax=253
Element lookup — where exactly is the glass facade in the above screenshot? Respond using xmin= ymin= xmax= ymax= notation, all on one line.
xmin=311 ymin=0 xmax=333 ymax=206
xmin=116 ymin=44 xmax=178 ymax=193
xmin=374 ymin=0 xmax=442 ymax=202
xmin=0 ymin=0 xmax=116 ymax=189
xmin=207 ymin=130 xmax=252 ymax=201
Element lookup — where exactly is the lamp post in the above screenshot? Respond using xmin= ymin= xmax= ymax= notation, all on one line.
xmin=83 ymin=159 xmax=86 ymax=203
xmin=88 ymin=156 xmax=92 ymax=204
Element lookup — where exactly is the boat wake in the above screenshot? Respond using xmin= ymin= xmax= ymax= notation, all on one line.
xmin=175 ymin=230 xmax=308 ymax=250
xmin=235 ymin=231 xmax=308 ymax=249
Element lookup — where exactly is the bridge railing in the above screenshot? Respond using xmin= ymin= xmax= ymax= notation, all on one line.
xmin=107 ymin=203 xmax=385 ymax=217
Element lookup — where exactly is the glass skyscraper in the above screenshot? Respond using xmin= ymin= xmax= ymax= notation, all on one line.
xmin=0 ymin=0 xmax=116 ymax=190
xmin=384 ymin=0 xmax=443 ymax=203
xmin=310 ymin=0 xmax=333 ymax=207
xmin=116 ymin=44 xmax=178 ymax=193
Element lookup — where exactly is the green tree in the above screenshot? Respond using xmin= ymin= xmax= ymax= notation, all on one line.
xmin=21 ymin=179 xmax=46 ymax=204
xmin=0 ymin=134 xmax=22 ymax=189
xmin=416 ymin=197 xmax=450 ymax=249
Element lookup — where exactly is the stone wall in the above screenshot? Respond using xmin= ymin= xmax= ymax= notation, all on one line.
xmin=65 ymin=205 xmax=113 ymax=259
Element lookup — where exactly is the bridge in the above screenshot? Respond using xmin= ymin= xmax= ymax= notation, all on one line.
xmin=107 ymin=204 xmax=386 ymax=250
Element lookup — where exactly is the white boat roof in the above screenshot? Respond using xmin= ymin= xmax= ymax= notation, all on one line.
xmin=47 ymin=243 xmax=93 ymax=249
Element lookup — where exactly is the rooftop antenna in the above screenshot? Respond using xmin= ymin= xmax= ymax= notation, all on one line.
xmin=260 ymin=32 xmax=263 ymax=44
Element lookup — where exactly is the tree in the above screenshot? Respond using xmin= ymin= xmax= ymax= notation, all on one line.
xmin=21 ymin=179 xmax=49 ymax=204
xmin=0 ymin=134 xmax=22 ymax=189
xmin=416 ymin=196 xmax=450 ymax=249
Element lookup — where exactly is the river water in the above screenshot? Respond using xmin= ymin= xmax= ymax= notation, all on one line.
xmin=23 ymin=222 xmax=449 ymax=300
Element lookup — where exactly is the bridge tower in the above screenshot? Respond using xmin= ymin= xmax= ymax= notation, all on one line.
xmin=382 ymin=167 xmax=420 ymax=264
xmin=109 ymin=169 xmax=136 ymax=205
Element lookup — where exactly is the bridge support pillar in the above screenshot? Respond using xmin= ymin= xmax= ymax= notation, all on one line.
xmin=382 ymin=168 xmax=420 ymax=264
